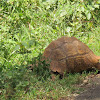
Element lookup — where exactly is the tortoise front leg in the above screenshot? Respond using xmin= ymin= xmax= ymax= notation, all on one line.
xmin=50 ymin=71 xmax=63 ymax=81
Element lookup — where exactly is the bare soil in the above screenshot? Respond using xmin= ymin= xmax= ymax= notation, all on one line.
xmin=56 ymin=73 xmax=100 ymax=100
xmin=58 ymin=73 xmax=100 ymax=100
xmin=74 ymin=73 xmax=100 ymax=100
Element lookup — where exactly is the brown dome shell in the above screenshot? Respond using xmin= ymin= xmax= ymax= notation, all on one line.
xmin=43 ymin=36 xmax=100 ymax=75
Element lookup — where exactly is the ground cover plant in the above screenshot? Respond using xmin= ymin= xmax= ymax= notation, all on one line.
xmin=0 ymin=0 xmax=100 ymax=99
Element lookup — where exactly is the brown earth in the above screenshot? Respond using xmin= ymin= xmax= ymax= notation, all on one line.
xmin=59 ymin=73 xmax=100 ymax=100
xmin=74 ymin=73 xmax=100 ymax=100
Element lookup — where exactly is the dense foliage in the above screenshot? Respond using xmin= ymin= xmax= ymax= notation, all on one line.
xmin=0 ymin=0 xmax=100 ymax=99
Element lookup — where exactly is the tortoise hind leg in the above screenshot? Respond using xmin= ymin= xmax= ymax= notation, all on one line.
xmin=95 ymin=56 xmax=100 ymax=70
xmin=95 ymin=63 xmax=100 ymax=70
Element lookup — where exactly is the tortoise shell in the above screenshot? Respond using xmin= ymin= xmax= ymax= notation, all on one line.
xmin=43 ymin=36 xmax=100 ymax=75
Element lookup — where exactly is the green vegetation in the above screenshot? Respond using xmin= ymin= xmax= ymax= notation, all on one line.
xmin=0 ymin=0 xmax=100 ymax=99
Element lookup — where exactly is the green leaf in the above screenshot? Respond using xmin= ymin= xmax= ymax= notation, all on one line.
xmin=66 ymin=27 xmax=72 ymax=33
xmin=60 ymin=11 xmax=67 ymax=17
xmin=94 ymin=5 xmax=99 ymax=9
xmin=14 ymin=45 xmax=20 ymax=50
xmin=97 ymin=0 xmax=100 ymax=3
xmin=14 ymin=34 xmax=20 ymax=41
xmin=22 ymin=42 xmax=28 ymax=48
xmin=0 ymin=67 xmax=2 ymax=72
xmin=87 ymin=12 xmax=91 ymax=20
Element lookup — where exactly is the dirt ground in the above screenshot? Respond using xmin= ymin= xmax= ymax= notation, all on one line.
xmin=74 ymin=73 xmax=100 ymax=100
xmin=59 ymin=73 xmax=100 ymax=100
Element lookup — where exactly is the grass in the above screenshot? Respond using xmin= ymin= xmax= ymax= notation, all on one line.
xmin=0 ymin=0 xmax=100 ymax=99
xmin=0 ymin=67 xmax=99 ymax=100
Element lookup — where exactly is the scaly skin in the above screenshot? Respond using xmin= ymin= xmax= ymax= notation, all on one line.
xmin=96 ymin=56 xmax=100 ymax=70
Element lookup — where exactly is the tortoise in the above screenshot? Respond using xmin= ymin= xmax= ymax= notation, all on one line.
xmin=43 ymin=36 xmax=100 ymax=75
